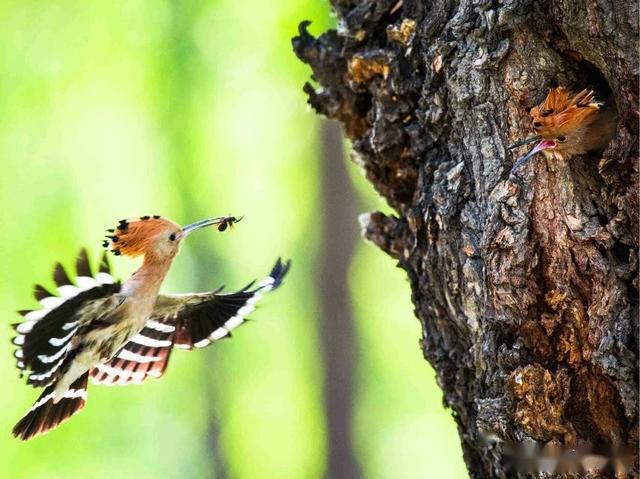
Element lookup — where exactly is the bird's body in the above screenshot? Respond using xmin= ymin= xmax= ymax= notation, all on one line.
xmin=12 ymin=215 xmax=290 ymax=440
xmin=510 ymin=87 xmax=617 ymax=170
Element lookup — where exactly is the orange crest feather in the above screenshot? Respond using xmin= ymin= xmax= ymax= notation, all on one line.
xmin=530 ymin=87 xmax=602 ymax=138
xmin=103 ymin=216 xmax=179 ymax=257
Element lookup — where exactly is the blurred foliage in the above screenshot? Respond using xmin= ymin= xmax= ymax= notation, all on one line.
xmin=0 ymin=1 xmax=466 ymax=478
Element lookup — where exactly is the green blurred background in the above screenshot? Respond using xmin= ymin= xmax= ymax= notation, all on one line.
xmin=0 ymin=1 xmax=466 ymax=477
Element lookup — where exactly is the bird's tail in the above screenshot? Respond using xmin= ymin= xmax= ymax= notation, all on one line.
xmin=12 ymin=373 xmax=89 ymax=441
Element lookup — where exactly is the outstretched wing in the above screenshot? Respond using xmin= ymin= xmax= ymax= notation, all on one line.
xmin=12 ymin=250 xmax=120 ymax=388
xmin=90 ymin=258 xmax=290 ymax=387
xmin=90 ymin=320 xmax=174 ymax=386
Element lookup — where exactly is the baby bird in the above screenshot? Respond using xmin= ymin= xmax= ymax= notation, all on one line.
xmin=12 ymin=215 xmax=290 ymax=440
xmin=510 ymin=87 xmax=617 ymax=171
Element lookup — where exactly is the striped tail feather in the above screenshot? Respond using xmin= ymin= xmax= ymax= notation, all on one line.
xmin=12 ymin=373 xmax=89 ymax=441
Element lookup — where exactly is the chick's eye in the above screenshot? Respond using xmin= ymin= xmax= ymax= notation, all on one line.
xmin=169 ymin=233 xmax=176 ymax=241
xmin=557 ymin=136 xmax=567 ymax=142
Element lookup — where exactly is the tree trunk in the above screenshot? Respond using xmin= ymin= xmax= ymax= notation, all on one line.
xmin=293 ymin=1 xmax=638 ymax=477
xmin=319 ymin=120 xmax=361 ymax=479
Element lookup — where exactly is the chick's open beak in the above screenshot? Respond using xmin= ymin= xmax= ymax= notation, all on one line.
xmin=511 ymin=139 xmax=556 ymax=172
xmin=507 ymin=135 xmax=541 ymax=150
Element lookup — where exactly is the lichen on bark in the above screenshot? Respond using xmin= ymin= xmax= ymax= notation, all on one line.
xmin=293 ymin=0 xmax=638 ymax=477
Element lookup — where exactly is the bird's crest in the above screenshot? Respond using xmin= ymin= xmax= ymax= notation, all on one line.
xmin=103 ymin=216 xmax=179 ymax=257
xmin=530 ymin=87 xmax=602 ymax=138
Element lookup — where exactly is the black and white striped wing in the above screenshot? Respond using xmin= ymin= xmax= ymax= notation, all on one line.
xmin=168 ymin=258 xmax=290 ymax=349
xmin=12 ymin=250 xmax=120 ymax=389
xmin=90 ymin=320 xmax=174 ymax=386
xmin=90 ymin=258 xmax=290 ymax=386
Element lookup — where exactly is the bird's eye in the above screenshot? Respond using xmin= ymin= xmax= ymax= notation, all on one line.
xmin=533 ymin=121 xmax=542 ymax=128
xmin=557 ymin=136 xmax=567 ymax=142
xmin=169 ymin=233 xmax=176 ymax=241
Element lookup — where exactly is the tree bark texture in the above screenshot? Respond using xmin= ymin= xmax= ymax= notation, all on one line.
xmin=293 ymin=1 xmax=638 ymax=477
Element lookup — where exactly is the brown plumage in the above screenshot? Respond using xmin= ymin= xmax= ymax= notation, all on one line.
xmin=510 ymin=87 xmax=617 ymax=170
xmin=12 ymin=215 xmax=289 ymax=440
xmin=106 ymin=216 xmax=181 ymax=258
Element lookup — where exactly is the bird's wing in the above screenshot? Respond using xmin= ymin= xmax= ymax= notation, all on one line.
xmin=12 ymin=250 xmax=121 ymax=388
xmin=90 ymin=258 xmax=291 ymax=387
xmin=90 ymin=319 xmax=175 ymax=386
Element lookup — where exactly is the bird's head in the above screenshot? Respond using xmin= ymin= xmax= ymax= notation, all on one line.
xmin=103 ymin=215 xmax=240 ymax=261
xmin=511 ymin=87 xmax=604 ymax=170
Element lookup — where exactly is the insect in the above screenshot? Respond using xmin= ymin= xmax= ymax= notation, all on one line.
xmin=216 ymin=215 xmax=243 ymax=232
xmin=11 ymin=215 xmax=290 ymax=440
xmin=509 ymin=87 xmax=617 ymax=171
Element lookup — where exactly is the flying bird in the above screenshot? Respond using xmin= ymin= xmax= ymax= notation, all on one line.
xmin=509 ymin=87 xmax=617 ymax=171
xmin=11 ymin=215 xmax=290 ymax=440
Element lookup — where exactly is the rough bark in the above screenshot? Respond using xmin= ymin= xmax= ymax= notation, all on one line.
xmin=293 ymin=1 xmax=638 ymax=477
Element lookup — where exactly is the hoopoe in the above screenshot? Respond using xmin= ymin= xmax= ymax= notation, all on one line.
xmin=510 ymin=87 xmax=617 ymax=171
xmin=11 ymin=215 xmax=290 ymax=440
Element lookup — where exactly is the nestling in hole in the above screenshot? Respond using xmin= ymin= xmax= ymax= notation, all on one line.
xmin=509 ymin=87 xmax=617 ymax=171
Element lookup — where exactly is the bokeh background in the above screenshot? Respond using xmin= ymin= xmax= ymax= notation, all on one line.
xmin=0 ymin=1 xmax=466 ymax=477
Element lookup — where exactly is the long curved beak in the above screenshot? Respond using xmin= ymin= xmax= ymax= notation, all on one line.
xmin=180 ymin=216 xmax=240 ymax=237
xmin=511 ymin=139 xmax=556 ymax=172
xmin=507 ymin=135 xmax=541 ymax=150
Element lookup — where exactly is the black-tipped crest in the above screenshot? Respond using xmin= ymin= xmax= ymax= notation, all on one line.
xmin=104 ymin=216 xmax=181 ymax=257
